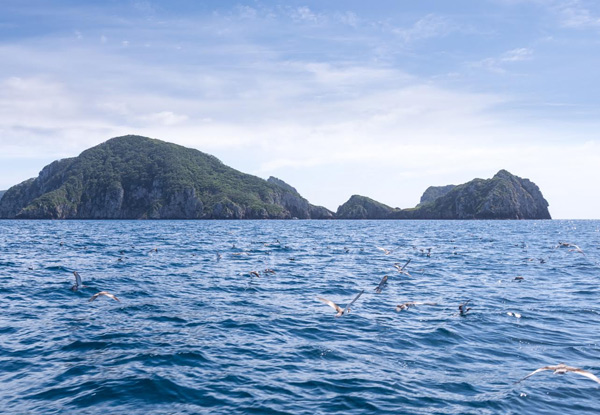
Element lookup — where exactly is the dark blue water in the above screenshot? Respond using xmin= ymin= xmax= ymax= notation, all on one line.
xmin=1 ymin=220 xmax=599 ymax=414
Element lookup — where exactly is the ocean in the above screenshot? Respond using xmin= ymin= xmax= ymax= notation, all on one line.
xmin=1 ymin=219 xmax=599 ymax=414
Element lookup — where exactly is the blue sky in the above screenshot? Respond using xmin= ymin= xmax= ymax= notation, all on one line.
xmin=1 ymin=0 xmax=600 ymax=218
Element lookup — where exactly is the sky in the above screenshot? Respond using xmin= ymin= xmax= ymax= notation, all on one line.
xmin=1 ymin=0 xmax=600 ymax=218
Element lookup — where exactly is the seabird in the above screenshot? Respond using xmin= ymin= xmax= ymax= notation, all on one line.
xmin=317 ymin=290 xmax=364 ymax=317
xmin=264 ymin=268 xmax=276 ymax=274
xmin=514 ymin=276 xmax=524 ymax=281
xmin=71 ymin=271 xmax=87 ymax=291
xmin=375 ymin=275 xmax=388 ymax=294
xmin=507 ymin=312 xmax=522 ymax=318
xmin=569 ymin=245 xmax=585 ymax=255
xmin=88 ymin=291 xmax=120 ymax=302
xmin=459 ymin=300 xmax=472 ymax=316
xmin=516 ymin=363 xmax=600 ymax=385
xmin=248 ymin=271 xmax=260 ymax=278
xmin=377 ymin=247 xmax=393 ymax=255
xmin=395 ymin=301 xmax=437 ymax=312
xmin=393 ymin=259 xmax=412 ymax=276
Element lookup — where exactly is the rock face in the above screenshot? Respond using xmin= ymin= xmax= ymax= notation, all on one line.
xmin=405 ymin=170 xmax=551 ymax=219
xmin=0 ymin=135 xmax=333 ymax=219
xmin=418 ymin=185 xmax=456 ymax=205
xmin=0 ymin=190 xmax=5 ymax=201
xmin=336 ymin=195 xmax=395 ymax=219
xmin=337 ymin=170 xmax=551 ymax=220
xmin=267 ymin=177 xmax=334 ymax=219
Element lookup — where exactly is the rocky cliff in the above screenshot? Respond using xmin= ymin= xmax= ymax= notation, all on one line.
xmin=338 ymin=170 xmax=551 ymax=219
xmin=404 ymin=170 xmax=551 ymax=219
xmin=0 ymin=135 xmax=333 ymax=219
xmin=0 ymin=190 xmax=5 ymax=201
xmin=418 ymin=184 xmax=456 ymax=205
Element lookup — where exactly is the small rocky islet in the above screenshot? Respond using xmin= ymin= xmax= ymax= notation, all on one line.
xmin=0 ymin=135 xmax=551 ymax=220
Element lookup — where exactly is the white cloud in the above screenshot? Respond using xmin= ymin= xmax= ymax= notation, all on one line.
xmin=392 ymin=14 xmax=455 ymax=43
xmin=139 ymin=111 xmax=188 ymax=126
xmin=288 ymin=6 xmax=323 ymax=24
xmin=554 ymin=0 xmax=600 ymax=28
xmin=474 ymin=47 xmax=534 ymax=73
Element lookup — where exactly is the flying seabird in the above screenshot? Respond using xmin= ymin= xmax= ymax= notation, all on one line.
xmin=71 ymin=271 xmax=87 ymax=291
xmin=248 ymin=271 xmax=260 ymax=278
xmin=88 ymin=291 xmax=120 ymax=302
xmin=569 ymin=245 xmax=585 ymax=255
xmin=395 ymin=301 xmax=437 ymax=312
xmin=317 ymin=290 xmax=365 ymax=317
xmin=514 ymin=276 xmax=524 ymax=281
xmin=377 ymin=247 xmax=393 ymax=255
xmin=263 ymin=268 xmax=276 ymax=274
xmin=507 ymin=312 xmax=522 ymax=318
xmin=459 ymin=300 xmax=472 ymax=316
xmin=375 ymin=275 xmax=388 ymax=294
xmin=516 ymin=363 xmax=600 ymax=385
xmin=393 ymin=259 xmax=412 ymax=276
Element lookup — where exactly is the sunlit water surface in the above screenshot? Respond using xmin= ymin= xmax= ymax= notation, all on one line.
xmin=1 ymin=220 xmax=599 ymax=414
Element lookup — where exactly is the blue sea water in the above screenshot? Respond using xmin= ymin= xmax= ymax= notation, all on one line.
xmin=1 ymin=219 xmax=599 ymax=414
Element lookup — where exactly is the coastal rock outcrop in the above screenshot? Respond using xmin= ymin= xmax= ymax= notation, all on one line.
xmin=418 ymin=184 xmax=456 ymax=206
xmin=404 ymin=170 xmax=551 ymax=219
xmin=336 ymin=195 xmax=395 ymax=219
xmin=336 ymin=170 xmax=551 ymax=220
xmin=0 ymin=135 xmax=332 ymax=219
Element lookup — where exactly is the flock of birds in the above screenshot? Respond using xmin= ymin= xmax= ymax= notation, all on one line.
xmin=65 ymin=238 xmax=600 ymax=388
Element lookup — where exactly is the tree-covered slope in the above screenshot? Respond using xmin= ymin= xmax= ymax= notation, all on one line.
xmin=336 ymin=195 xmax=396 ymax=219
xmin=0 ymin=135 xmax=333 ymax=219
xmin=405 ymin=170 xmax=551 ymax=219
xmin=337 ymin=170 xmax=551 ymax=219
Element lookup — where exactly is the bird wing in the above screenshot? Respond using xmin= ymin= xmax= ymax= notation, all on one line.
xmin=107 ymin=293 xmax=120 ymax=302
xmin=516 ymin=366 xmax=557 ymax=383
xmin=73 ymin=271 xmax=82 ymax=286
xmin=344 ymin=290 xmax=364 ymax=313
xmin=399 ymin=259 xmax=411 ymax=271
xmin=89 ymin=291 xmax=120 ymax=302
xmin=571 ymin=369 xmax=600 ymax=384
xmin=318 ymin=297 xmax=343 ymax=314
xmin=375 ymin=276 xmax=388 ymax=292
xmin=88 ymin=292 xmax=102 ymax=302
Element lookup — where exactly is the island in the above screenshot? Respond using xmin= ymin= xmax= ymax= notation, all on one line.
xmin=336 ymin=170 xmax=551 ymax=220
xmin=0 ymin=135 xmax=551 ymax=220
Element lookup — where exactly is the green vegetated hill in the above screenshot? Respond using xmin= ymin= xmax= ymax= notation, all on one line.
xmin=0 ymin=135 xmax=551 ymax=220
xmin=336 ymin=170 xmax=551 ymax=219
xmin=0 ymin=135 xmax=333 ymax=219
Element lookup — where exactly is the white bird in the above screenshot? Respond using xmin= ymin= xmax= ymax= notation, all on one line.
xmin=569 ymin=245 xmax=585 ymax=255
xmin=317 ymin=290 xmax=364 ymax=317
xmin=395 ymin=301 xmax=437 ymax=312
xmin=377 ymin=247 xmax=393 ymax=255
xmin=70 ymin=271 xmax=87 ymax=291
xmin=516 ymin=363 xmax=600 ymax=385
xmin=507 ymin=312 xmax=522 ymax=318
xmin=89 ymin=291 xmax=120 ymax=302
xmin=393 ymin=259 xmax=412 ymax=276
